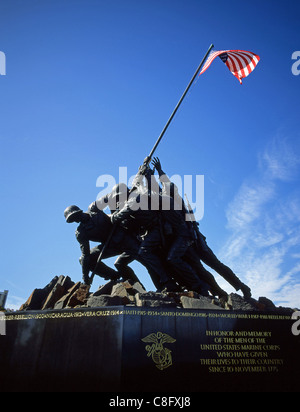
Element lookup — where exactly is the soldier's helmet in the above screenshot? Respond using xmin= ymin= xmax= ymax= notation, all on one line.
xmin=64 ymin=205 xmax=83 ymax=223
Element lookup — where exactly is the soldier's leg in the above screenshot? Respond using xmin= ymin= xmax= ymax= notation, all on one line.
xmin=114 ymin=253 xmax=141 ymax=284
xmin=167 ymin=237 xmax=209 ymax=295
xmin=138 ymin=227 xmax=169 ymax=283
xmin=184 ymin=248 xmax=228 ymax=298
xmin=116 ymin=233 xmax=162 ymax=289
xmin=199 ymin=244 xmax=251 ymax=298
xmin=88 ymin=245 xmax=119 ymax=281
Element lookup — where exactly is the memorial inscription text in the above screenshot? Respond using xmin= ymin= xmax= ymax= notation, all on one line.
xmin=200 ymin=330 xmax=284 ymax=373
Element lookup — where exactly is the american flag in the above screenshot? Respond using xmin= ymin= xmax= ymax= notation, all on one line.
xmin=199 ymin=49 xmax=260 ymax=84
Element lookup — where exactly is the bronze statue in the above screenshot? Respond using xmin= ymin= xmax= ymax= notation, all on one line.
xmin=151 ymin=157 xmax=252 ymax=299
xmin=64 ymin=156 xmax=252 ymax=300
xmin=109 ymin=162 xmax=211 ymax=295
xmin=64 ymin=205 xmax=143 ymax=285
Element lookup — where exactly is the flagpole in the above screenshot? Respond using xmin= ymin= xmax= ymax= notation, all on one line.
xmin=147 ymin=43 xmax=214 ymax=161
xmin=89 ymin=44 xmax=214 ymax=284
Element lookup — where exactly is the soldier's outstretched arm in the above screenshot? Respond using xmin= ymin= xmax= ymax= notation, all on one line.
xmin=151 ymin=157 xmax=171 ymax=184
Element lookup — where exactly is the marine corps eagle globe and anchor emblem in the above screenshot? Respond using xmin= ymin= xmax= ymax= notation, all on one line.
xmin=141 ymin=331 xmax=176 ymax=370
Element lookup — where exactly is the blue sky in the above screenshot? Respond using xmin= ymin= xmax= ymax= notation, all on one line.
xmin=0 ymin=0 xmax=300 ymax=309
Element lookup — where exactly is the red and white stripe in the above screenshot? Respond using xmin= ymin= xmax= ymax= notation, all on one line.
xmin=199 ymin=49 xmax=260 ymax=84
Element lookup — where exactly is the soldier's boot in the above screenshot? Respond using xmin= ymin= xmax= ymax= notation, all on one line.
xmin=239 ymin=283 xmax=252 ymax=300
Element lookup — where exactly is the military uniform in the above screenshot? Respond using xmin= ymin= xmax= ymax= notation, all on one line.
xmin=152 ymin=157 xmax=251 ymax=299
xmin=64 ymin=205 xmax=142 ymax=284
xmin=110 ymin=191 xmax=172 ymax=290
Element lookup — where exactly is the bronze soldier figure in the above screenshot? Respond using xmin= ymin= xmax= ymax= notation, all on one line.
xmin=151 ymin=157 xmax=252 ymax=299
xmin=110 ymin=162 xmax=210 ymax=294
xmin=64 ymin=205 xmax=143 ymax=285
